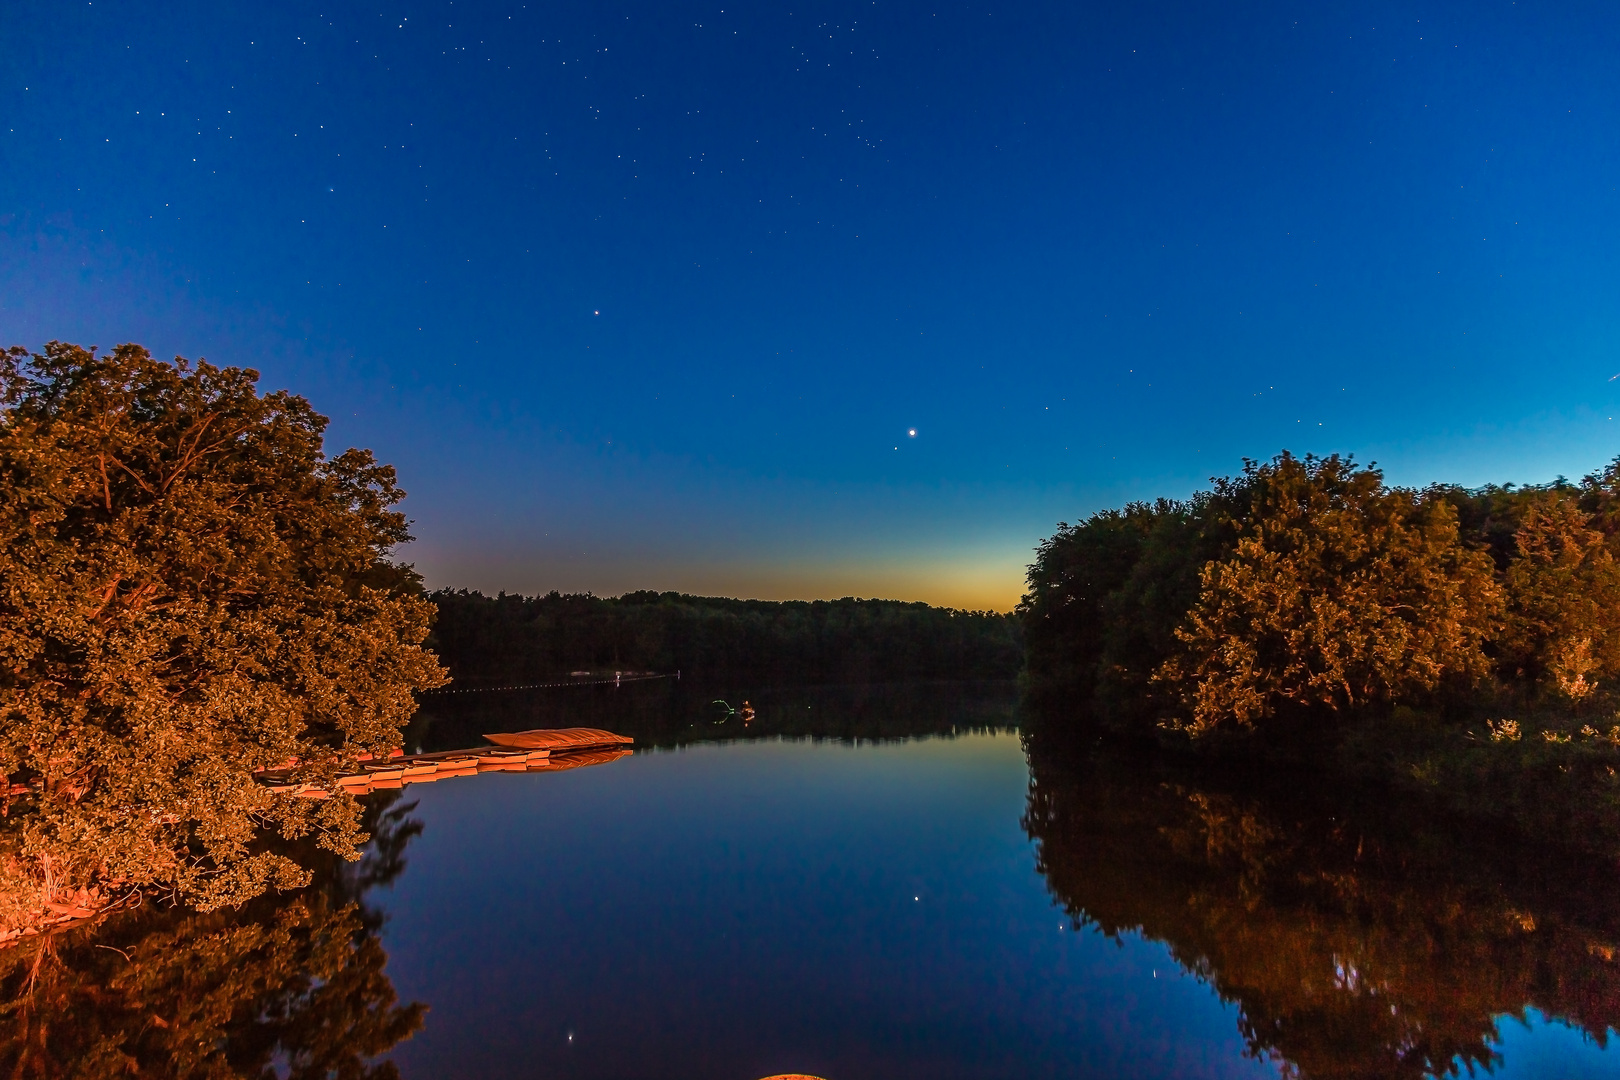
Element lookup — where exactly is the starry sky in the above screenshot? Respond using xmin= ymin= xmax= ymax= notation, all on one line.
xmin=5 ymin=0 xmax=1620 ymax=610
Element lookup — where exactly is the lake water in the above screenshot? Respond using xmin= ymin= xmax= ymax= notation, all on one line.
xmin=384 ymin=731 xmax=1267 ymax=1079
xmin=11 ymin=681 xmax=1620 ymax=1078
xmin=373 ymin=681 xmax=1620 ymax=1079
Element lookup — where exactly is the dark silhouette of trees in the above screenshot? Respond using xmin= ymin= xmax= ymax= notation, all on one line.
xmin=413 ymin=677 xmax=1020 ymax=754
xmin=427 ymin=590 xmax=1022 ymax=687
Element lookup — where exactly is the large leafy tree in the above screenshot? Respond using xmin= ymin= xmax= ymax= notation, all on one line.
xmin=0 ymin=342 xmax=446 ymax=931
xmin=1498 ymin=495 xmax=1620 ymax=701
xmin=1155 ymin=454 xmax=1500 ymax=735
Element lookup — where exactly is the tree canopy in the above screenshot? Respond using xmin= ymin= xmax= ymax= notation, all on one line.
xmin=1159 ymin=454 xmax=1500 ymax=734
xmin=1021 ymin=452 xmax=1620 ymax=739
xmin=0 ymin=342 xmax=445 ymax=933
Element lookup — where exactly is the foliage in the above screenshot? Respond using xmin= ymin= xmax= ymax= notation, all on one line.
xmin=1497 ymin=496 xmax=1620 ymax=698
xmin=0 ymin=342 xmax=445 ymax=930
xmin=1337 ymin=710 xmax=1620 ymax=857
xmin=1158 ymin=455 xmax=1499 ymax=734
xmin=1022 ymin=451 xmax=1620 ymax=739
xmin=427 ymin=589 xmax=1022 ymax=687
xmin=1022 ymin=500 xmax=1205 ymax=705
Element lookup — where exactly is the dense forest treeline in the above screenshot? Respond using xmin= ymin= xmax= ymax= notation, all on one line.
xmin=1022 ymin=452 xmax=1620 ymax=739
xmin=1020 ymin=451 xmax=1620 ymax=856
xmin=426 ymin=590 xmax=1023 ymax=686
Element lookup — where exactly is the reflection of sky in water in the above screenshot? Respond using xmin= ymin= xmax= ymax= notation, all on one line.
xmin=373 ymin=734 xmax=1613 ymax=1078
xmin=1494 ymin=1012 xmax=1620 ymax=1080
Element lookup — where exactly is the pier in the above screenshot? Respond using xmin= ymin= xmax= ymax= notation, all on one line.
xmin=257 ymin=728 xmax=634 ymax=799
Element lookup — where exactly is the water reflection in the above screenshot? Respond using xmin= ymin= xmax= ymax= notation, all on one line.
xmin=0 ymin=681 xmax=1020 ymax=1079
xmin=411 ymin=677 xmax=1019 ymax=752
xmin=9 ymin=681 xmax=1619 ymax=1078
xmin=0 ymin=794 xmax=424 ymax=1078
xmin=1023 ymin=733 xmax=1620 ymax=1079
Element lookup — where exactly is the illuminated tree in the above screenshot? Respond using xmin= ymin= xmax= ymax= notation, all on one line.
xmin=0 ymin=342 xmax=446 ymax=931
xmin=1499 ymin=494 xmax=1620 ymax=701
xmin=1158 ymin=455 xmax=1500 ymax=734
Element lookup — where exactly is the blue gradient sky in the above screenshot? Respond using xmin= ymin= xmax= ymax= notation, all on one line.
xmin=5 ymin=0 xmax=1619 ymax=609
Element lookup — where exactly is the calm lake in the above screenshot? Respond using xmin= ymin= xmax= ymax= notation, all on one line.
xmin=374 ymin=681 xmax=1620 ymax=1079
xmin=16 ymin=681 xmax=1620 ymax=1078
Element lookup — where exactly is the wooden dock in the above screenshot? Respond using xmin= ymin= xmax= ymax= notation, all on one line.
xmin=257 ymin=728 xmax=634 ymax=799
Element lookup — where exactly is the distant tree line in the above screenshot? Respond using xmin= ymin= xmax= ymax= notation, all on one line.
xmin=426 ymin=590 xmax=1023 ymax=686
xmin=1021 ymin=452 xmax=1620 ymax=740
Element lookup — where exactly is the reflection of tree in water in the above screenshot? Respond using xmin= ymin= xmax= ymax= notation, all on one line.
xmin=413 ymin=677 xmax=1020 ymax=752
xmin=0 ymin=793 xmax=424 ymax=1078
xmin=1023 ymin=736 xmax=1620 ymax=1079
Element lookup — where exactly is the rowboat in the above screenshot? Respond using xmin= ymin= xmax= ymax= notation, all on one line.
xmin=482 ymin=727 xmax=635 ymax=751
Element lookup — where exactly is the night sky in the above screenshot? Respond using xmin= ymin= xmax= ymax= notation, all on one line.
xmin=5 ymin=1 xmax=1619 ymax=609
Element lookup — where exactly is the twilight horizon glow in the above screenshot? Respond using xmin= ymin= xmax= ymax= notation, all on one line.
xmin=4 ymin=0 xmax=1619 ymax=610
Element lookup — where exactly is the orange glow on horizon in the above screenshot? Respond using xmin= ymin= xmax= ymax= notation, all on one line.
xmin=419 ymin=549 xmax=1031 ymax=614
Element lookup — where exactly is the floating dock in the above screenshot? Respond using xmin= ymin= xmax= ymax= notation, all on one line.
xmin=257 ymin=728 xmax=633 ymax=799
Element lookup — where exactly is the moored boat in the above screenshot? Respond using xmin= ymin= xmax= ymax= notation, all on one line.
xmin=481 ymin=727 xmax=635 ymax=751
